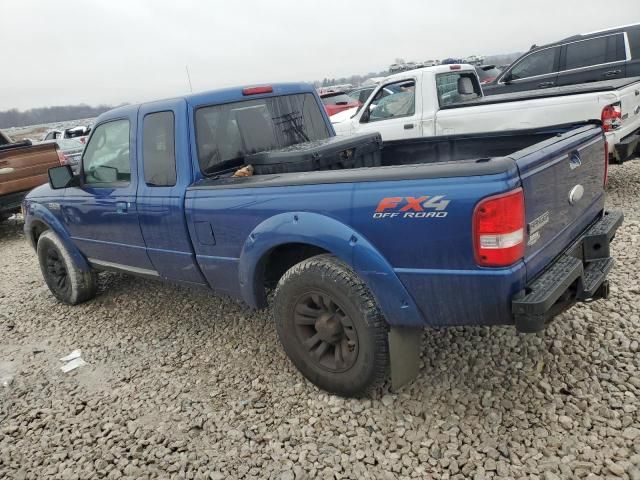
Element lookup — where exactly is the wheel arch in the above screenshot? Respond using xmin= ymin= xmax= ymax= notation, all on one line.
xmin=238 ymin=211 xmax=425 ymax=327
xmin=25 ymin=203 xmax=91 ymax=271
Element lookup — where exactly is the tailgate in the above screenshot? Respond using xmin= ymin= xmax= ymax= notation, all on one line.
xmin=0 ymin=144 xmax=60 ymax=196
xmin=619 ymin=81 xmax=640 ymax=132
xmin=513 ymin=124 xmax=606 ymax=282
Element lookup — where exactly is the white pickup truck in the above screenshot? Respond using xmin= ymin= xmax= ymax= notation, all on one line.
xmin=332 ymin=65 xmax=640 ymax=162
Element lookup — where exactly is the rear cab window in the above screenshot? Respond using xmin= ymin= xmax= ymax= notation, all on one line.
xmin=142 ymin=111 xmax=176 ymax=187
xmin=195 ymin=93 xmax=330 ymax=175
xmin=436 ymin=72 xmax=481 ymax=107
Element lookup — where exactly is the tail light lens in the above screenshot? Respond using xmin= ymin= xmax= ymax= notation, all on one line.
xmin=604 ymin=142 xmax=609 ymax=188
xmin=601 ymin=103 xmax=622 ymax=132
xmin=473 ymin=188 xmax=525 ymax=267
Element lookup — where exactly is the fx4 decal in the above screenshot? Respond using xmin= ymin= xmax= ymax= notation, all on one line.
xmin=373 ymin=196 xmax=450 ymax=219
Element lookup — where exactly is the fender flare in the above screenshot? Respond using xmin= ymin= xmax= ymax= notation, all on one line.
xmin=238 ymin=211 xmax=425 ymax=327
xmin=24 ymin=203 xmax=91 ymax=271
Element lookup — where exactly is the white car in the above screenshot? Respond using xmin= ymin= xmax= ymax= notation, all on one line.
xmin=331 ymin=64 xmax=640 ymax=162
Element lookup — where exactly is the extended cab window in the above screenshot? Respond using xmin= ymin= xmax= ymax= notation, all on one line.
xmin=83 ymin=119 xmax=131 ymax=185
xmin=563 ymin=34 xmax=622 ymax=70
xmin=143 ymin=111 xmax=176 ymax=187
xmin=366 ymin=80 xmax=415 ymax=122
xmin=195 ymin=93 xmax=329 ymax=175
xmin=510 ymin=47 xmax=558 ymax=80
xmin=436 ymin=72 xmax=480 ymax=107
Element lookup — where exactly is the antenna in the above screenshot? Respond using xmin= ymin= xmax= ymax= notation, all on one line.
xmin=185 ymin=65 xmax=193 ymax=93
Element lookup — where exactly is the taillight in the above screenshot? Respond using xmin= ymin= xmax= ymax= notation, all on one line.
xmin=604 ymin=142 xmax=609 ymax=188
xmin=242 ymin=85 xmax=273 ymax=96
xmin=601 ymin=102 xmax=622 ymax=132
xmin=449 ymin=65 xmax=461 ymax=70
xmin=473 ymin=188 xmax=525 ymax=267
xmin=56 ymin=149 xmax=67 ymax=165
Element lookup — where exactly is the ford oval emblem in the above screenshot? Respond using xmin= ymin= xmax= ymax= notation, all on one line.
xmin=569 ymin=185 xmax=584 ymax=205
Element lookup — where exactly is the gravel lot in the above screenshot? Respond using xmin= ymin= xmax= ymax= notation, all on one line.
xmin=1 ymin=159 xmax=639 ymax=480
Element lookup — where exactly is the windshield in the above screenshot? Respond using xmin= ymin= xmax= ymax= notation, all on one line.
xmin=195 ymin=93 xmax=330 ymax=175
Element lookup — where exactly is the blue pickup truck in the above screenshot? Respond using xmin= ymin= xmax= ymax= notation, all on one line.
xmin=23 ymin=83 xmax=622 ymax=397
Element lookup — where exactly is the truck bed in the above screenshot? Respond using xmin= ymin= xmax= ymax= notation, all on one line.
xmin=442 ymin=77 xmax=640 ymax=110
xmin=191 ymin=123 xmax=585 ymax=189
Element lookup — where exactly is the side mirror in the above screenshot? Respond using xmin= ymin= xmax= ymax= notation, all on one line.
xmin=502 ymin=71 xmax=513 ymax=84
xmin=48 ymin=165 xmax=77 ymax=189
xmin=360 ymin=108 xmax=370 ymax=123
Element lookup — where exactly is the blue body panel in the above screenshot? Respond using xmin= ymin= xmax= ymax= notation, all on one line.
xmin=22 ymin=82 xmax=606 ymax=329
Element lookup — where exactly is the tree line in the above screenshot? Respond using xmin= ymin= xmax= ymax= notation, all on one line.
xmin=0 ymin=104 xmax=118 ymax=129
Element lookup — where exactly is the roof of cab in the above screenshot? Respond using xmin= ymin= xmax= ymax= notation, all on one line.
xmin=95 ymin=82 xmax=317 ymax=124
xmin=529 ymin=22 xmax=640 ymax=52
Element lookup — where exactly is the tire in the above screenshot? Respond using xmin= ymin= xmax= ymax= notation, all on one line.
xmin=37 ymin=230 xmax=97 ymax=305
xmin=273 ymin=254 xmax=389 ymax=397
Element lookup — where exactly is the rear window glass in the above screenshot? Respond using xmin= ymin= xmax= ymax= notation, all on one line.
xmin=195 ymin=93 xmax=330 ymax=175
xmin=563 ymin=34 xmax=621 ymax=70
xmin=436 ymin=72 xmax=481 ymax=107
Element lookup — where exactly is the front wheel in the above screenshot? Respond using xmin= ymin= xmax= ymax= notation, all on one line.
xmin=37 ymin=230 xmax=97 ymax=305
xmin=273 ymin=254 xmax=389 ymax=397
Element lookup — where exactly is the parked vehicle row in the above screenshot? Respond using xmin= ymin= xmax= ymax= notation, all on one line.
xmin=484 ymin=23 xmax=640 ymax=95
xmin=331 ymin=64 xmax=640 ymax=163
xmin=23 ymin=82 xmax=621 ymax=397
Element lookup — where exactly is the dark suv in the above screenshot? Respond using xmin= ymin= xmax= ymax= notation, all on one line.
xmin=484 ymin=23 xmax=640 ymax=95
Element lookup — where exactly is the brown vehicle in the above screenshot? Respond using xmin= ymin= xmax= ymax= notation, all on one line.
xmin=1 ymin=131 xmax=61 ymax=220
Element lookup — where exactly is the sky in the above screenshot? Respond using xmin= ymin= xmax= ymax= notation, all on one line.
xmin=1 ymin=0 xmax=638 ymax=110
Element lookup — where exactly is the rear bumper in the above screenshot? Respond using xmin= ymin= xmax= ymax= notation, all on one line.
xmin=512 ymin=210 xmax=623 ymax=332
xmin=0 ymin=190 xmax=29 ymax=214
xmin=608 ymin=125 xmax=640 ymax=163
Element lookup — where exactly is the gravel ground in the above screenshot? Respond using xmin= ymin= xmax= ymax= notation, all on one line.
xmin=1 ymin=159 xmax=639 ymax=480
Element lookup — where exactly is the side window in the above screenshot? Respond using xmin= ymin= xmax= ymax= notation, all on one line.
xmin=44 ymin=132 xmax=54 ymax=141
xmin=628 ymin=27 xmax=640 ymax=60
xmin=142 ymin=111 xmax=176 ymax=187
xmin=510 ymin=47 xmax=558 ymax=80
xmin=564 ymin=35 xmax=617 ymax=70
xmin=83 ymin=119 xmax=131 ymax=185
xmin=367 ymin=80 xmax=415 ymax=122
xmin=436 ymin=72 xmax=481 ymax=107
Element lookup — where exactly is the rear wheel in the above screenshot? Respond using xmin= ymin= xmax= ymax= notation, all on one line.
xmin=273 ymin=254 xmax=389 ymax=397
xmin=37 ymin=230 xmax=97 ymax=305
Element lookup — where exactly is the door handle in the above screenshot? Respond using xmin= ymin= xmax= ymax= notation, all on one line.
xmin=603 ymin=70 xmax=622 ymax=77
xmin=538 ymin=81 xmax=554 ymax=88
xmin=116 ymin=201 xmax=129 ymax=214
xmin=404 ymin=123 xmax=414 ymax=130
xmin=0 ymin=167 xmax=15 ymax=175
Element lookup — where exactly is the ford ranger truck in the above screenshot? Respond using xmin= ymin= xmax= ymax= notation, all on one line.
xmin=330 ymin=64 xmax=640 ymax=163
xmin=22 ymin=83 xmax=622 ymax=397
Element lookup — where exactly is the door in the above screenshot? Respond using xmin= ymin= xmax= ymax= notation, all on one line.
xmin=62 ymin=117 xmax=155 ymax=272
xmin=494 ymin=46 xmax=561 ymax=94
xmin=557 ymin=33 xmax=627 ymax=86
xmin=356 ymin=78 xmax=422 ymax=141
xmin=135 ymin=101 xmax=206 ymax=285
